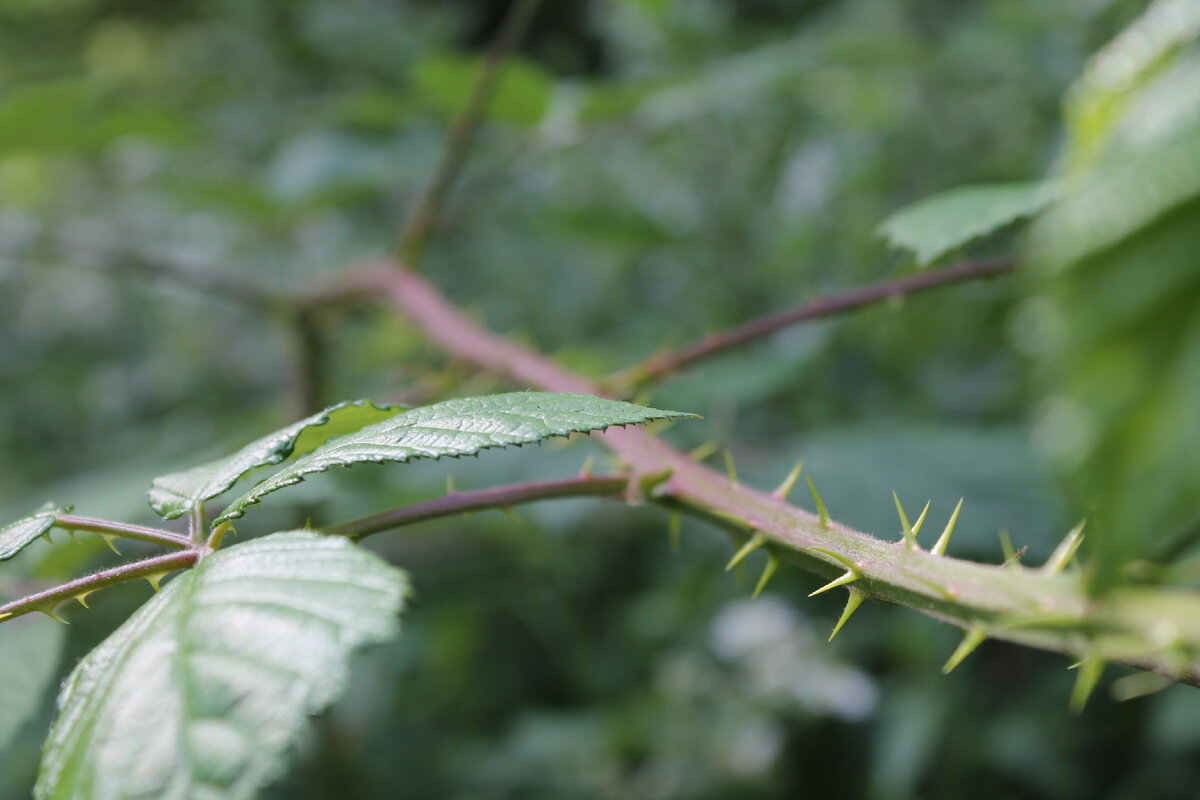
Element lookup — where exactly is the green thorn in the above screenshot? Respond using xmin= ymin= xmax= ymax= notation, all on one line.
xmin=829 ymin=588 xmax=865 ymax=641
xmin=893 ymin=491 xmax=918 ymax=552
xmin=806 ymin=476 xmax=830 ymax=528
xmin=807 ymin=547 xmax=858 ymax=572
xmin=1110 ymin=672 xmax=1173 ymax=702
xmin=579 ymin=454 xmax=596 ymax=478
xmin=911 ymin=500 xmax=931 ymax=538
xmin=44 ymin=529 xmax=54 ymax=544
xmin=1043 ymin=521 xmax=1086 ymax=575
xmin=933 ymin=498 xmax=964 ymax=556
xmin=39 ymin=605 xmax=70 ymax=625
xmin=726 ymin=532 xmax=766 ymax=571
xmin=1069 ymin=656 xmax=1105 ymax=713
xmin=668 ymin=510 xmax=681 ymax=551
xmin=500 ymin=506 xmax=525 ymax=527
xmin=999 ymin=529 xmax=1016 ymax=563
xmin=943 ymin=624 xmax=987 ymax=673
xmin=75 ymin=590 xmax=96 ymax=609
xmin=723 ymin=449 xmax=739 ymax=486
xmin=753 ymin=553 xmax=779 ymax=598
xmin=145 ymin=572 xmax=167 ymax=592
xmin=809 ymin=569 xmax=857 ymax=597
xmin=100 ymin=535 xmax=121 ymax=555
xmin=67 ymin=529 xmax=79 ymax=544
xmin=773 ymin=460 xmax=804 ymax=501
xmin=688 ymin=441 xmax=719 ymax=462
xmin=0 ymin=611 xmax=12 ymax=622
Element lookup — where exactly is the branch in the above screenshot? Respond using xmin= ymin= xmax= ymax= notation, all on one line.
xmin=608 ymin=257 xmax=1016 ymax=389
xmin=324 ymin=474 xmax=629 ymax=540
xmin=0 ymin=550 xmax=200 ymax=623
xmin=396 ymin=0 xmax=545 ymax=266
xmin=369 ymin=260 xmax=1200 ymax=690
xmin=56 ymin=514 xmax=193 ymax=551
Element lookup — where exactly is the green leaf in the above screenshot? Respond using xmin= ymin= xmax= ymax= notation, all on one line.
xmin=0 ymin=503 xmax=68 ymax=561
xmin=0 ymin=619 xmax=66 ymax=752
xmin=149 ymin=400 xmax=404 ymax=520
xmin=878 ymin=181 xmax=1056 ymax=266
xmin=36 ymin=532 xmax=408 ymax=800
xmin=412 ymin=53 xmax=552 ymax=126
xmin=217 ymin=392 xmax=694 ymax=523
xmin=1027 ymin=6 xmax=1200 ymax=589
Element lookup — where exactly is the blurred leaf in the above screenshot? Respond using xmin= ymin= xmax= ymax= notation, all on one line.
xmin=36 ymin=532 xmax=408 ymax=800
xmin=1028 ymin=2 xmax=1200 ymax=588
xmin=0 ymin=502 xmax=67 ymax=561
xmin=411 ymin=52 xmax=551 ymax=126
xmin=878 ymin=181 xmax=1055 ymax=266
xmin=149 ymin=400 xmax=404 ymax=520
xmin=216 ymin=392 xmax=695 ymax=522
xmin=0 ymin=619 xmax=65 ymax=752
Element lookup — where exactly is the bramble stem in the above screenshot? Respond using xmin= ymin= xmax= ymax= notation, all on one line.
xmin=56 ymin=514 xmax=193 ymax=551
xmin=325 ymin=475 xmax=629 ymax=540
xmin=396 ymin=0 xmax=545 ymax=265
xmin=0 ymin=550 xmax=200 ymax=623
xmin=608 ymin=257 xmax=1016 ymax=390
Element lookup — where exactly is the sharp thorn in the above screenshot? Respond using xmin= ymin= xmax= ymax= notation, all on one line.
xmin=829 ymin=588 xmax=865 ymax=641
xmin=893 ymin=491 xmax=912 ymax=539
xmin=44 ymin=529 xmax=54 ymax=544
xmin=943 ymin=624 xmax=987 ymax=673
xmin=75 ymin=590 xmax=96 ymax=609
xmin=723 ymin=449 xmax=739 ymax=486
xmin=100 ymin=535 xmax=121 ymax=555
xmin=753 ymin=553 xmax=780 ymax=598
xmin=933 ymin=498 xmax=964 ymax=556
xmin=67 ymin=529 xmax=79 ymax=544
xmin=911 ymin=500 xmax=931 ymax=538
xmin=687 ymin=441 xmax=719 ymax=463
xmin=806 ymin=476 xmax=830 ymax=528
xmin=145 ymin=573 xmax=167 ymax=592
xmin=772 ymin=460 xmax=804 ymax=501
xmin=0 ymin=612 xmax=12 ymax=622
xmin=1069 ymin=656 xmax=1105 ymax=713
xmin=809 ymin=569 xmax=857 ymax=597
xmin=39 ymin=605 xmax=70 ymax=625
xmin=999 ymin=529 xmax=1017 ymax=563
xmin=579 ymin=454 xmax=596 ymax=479
xmin=500 ymin=506 xmax=525 ymax=527
xmin=668 ymin=510 xmax=681 ymax=551
xmin=726 ymin=532 xmax=766 ymax=571
xmin=1043 ymin=521 xmax=1086 ymax=575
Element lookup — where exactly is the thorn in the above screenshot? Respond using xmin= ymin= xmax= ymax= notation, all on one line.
xmin=39 ymin=605 xmax=70 ymax=625
xmin=500 ymin=506 xmax=525 ymax=527
xmin=687 ymin=441 xmax=719 ymax=463
xmin=932 ymin=499 xmax=964 ymax=556
xmin=1043 ymin=521 xmax=1086 ymax=575
xmin=806 ymin=476 xmax=830 ymax=528
xmin=752 ymin=553 xmax=779 ymax=598
xmin=893 ymin=491 xmax=918 ymax=552
xmin=809 ymin=569 xmax=857 ymax=597
xmin=44 ymin=529 xmax=54 ymax=544
xmin=829 ymin=588 xmax=865 ymax=641
xmin=723 ymin=449 xmax=739 ymax=486
xmin=915 ymin=576 xmax=957 ymax=601
xmin=75 ymin=590 xmax=96 ymax=609
xmin=0 ymin=612 xmax=12 ymax=622
xmin=772 ymin=460 xmax=804 ymax=501
xmin=726 ymin=532 xmax=766 ymax=571
xmin=911 ymin=500 xmax=931 ymax=538
xmin=668 ymin=510 xmax=681 ymax=551
xmin=807 ymin=546 xmax=857 ymax=571
xmin=1110 ymin=672 xmax=1173 ymax=702
xmin=446 ymin=474 xmax=457 ymax=495
xmin=67 ymin=529 xmax=79 ymax=544
xmin=1069 ymin=656 xmax=1105 ymax=713
xmin=145 ymin=572 xmax=167 ymax=592
xmin=638 ymin=468 xmax=674 ymax=497
xmin=943 ymin=624 xmax=987 ymax=673
xmin=999 ymin=529 xmax=1017 ymax=564
xmin=100 ymin=535 xmax=121 ymax=555
xmin=579 ymin=454 xmax=596 ymax=478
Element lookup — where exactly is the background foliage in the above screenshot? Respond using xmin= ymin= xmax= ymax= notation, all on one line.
xmin=3 ymin=1 xmax=1200 ymax=798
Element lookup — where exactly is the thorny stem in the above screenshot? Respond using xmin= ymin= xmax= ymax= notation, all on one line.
xmin=0 ymin=550 xmax=200 ymax=623
xmin=369 ymin=261 xmax=1200 ymax=688
xmin=325 ymin=475 xmax=629 ymax=540
xmin=56 ymin=514 xmax=193 ymax=551
xmin=396 ymin=0 xmax=545 ymax=266
xmin=608 ymin=257 xmax=1016 ymax=390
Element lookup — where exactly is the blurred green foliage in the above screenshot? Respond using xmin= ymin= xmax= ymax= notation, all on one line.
xmin=3 ymin=0 xmax=1200 ymax=799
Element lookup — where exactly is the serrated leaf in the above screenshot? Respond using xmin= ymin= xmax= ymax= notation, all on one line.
xmin=878 ymin=181 xmax=1055 ymax=266
xmin=217 ymin=392 xmax=694 ymax=523
xmin=0 ymin=619 xmax=66 ymax=752
xmin=149 ymin=399 xmax=404 ymax=519
xmin=36 ymin=532 xmax=408 ymax=800
xmin=0 ymin=503 xmax=69 ymax=561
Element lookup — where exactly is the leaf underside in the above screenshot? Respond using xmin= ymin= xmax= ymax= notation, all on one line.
xmin=149 ymin=399 xmax=404 ymax=520
xmin=0 ymin=502 xmax=68 ymax=561
xmin=216 ymin=392 xmax=695 ymax=523
xmin=36 ymin=532 xmax=409 ymax=800
xmin=878 ymin=181 xmax=1055 ymax=266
